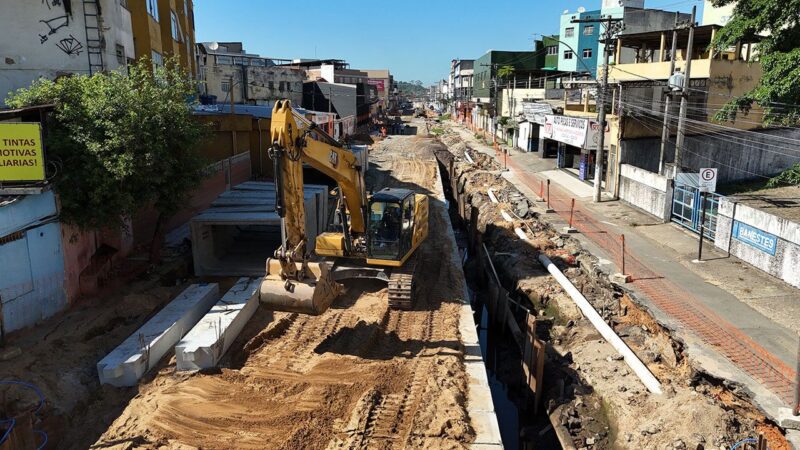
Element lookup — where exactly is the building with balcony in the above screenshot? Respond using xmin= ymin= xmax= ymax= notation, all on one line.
xmin=604 ymin=25 xmax=800 ymax=185
xmin=449 ymin=59 xmax=475 ymax=121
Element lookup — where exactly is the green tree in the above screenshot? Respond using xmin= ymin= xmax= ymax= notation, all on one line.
xmin=497 ymin=65 xmax=516 ymax=80
xmin=7 ymin=58 xmax=208 ymax=259
xmin=711 ymin=0 xmax=800 ymax=124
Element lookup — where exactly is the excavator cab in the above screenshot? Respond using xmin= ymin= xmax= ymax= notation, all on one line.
xmin=367 ymin=188 xmax=416 ymax=262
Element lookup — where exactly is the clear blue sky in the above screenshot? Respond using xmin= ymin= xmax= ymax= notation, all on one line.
xmin=194 ymin=0 xmax=702 ymax=85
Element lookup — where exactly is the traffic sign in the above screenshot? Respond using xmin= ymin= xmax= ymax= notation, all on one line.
xmin=699 ymin=168 xmax=717 ymax=192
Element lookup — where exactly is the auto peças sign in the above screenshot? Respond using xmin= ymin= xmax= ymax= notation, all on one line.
xmin=541 ymin=115 xmax=601 ymax=150
xmin=0 ymin=123 xmax=46 ymax=182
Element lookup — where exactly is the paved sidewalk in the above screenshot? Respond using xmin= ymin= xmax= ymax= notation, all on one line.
xmin=448 ymin=123 xmax=800 ymax=428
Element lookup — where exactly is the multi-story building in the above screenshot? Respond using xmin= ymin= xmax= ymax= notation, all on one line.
xmin=449 ymin=59 xmax=474 ymax=120
xmin=471 ymin=43 xmax=556 ymax=131
xmin=557 ymin=2 xmax=691 ymax=78
xmin=543 ymin=36 xmax=560 ymax=70
xmin=292 ymin=59 xmax=381 ymax=126
xmin=608 ymin=25 xmax=774 ymax=182
xmin=0 ymin=0 xmax=135 ymax=106
xmin=558 ymin=7 xmax=601 ymax=76
xmin=196 ymin=42 xmax=303 ymax=106
xmin=129 ymin=0 xmax=196 ymax=76
xmin=363 ymin=69 xmax=394 ymax=113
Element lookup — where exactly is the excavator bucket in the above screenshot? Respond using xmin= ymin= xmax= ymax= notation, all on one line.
xmin=259 ymin=258 xmax=343 ymax=315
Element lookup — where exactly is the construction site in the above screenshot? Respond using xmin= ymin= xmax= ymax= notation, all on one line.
xmin=0 ymin=114 xmax=796 ymax=450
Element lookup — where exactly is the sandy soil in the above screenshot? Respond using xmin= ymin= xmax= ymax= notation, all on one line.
xmin=92 ymin=132 xmax=475 ymax=449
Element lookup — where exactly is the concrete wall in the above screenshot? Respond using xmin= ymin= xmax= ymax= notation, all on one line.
xmin=500 ymin=88 xmax=546 ymax=117
xmin=618 ymin=163 xmax=673 ymax=221
xmin=620 ymin=127 xmax=800 ymax=183
xmin=0 ymin=0 xmax=132 ymax=106
xmin=199 ymin=58 xmax=303 ymax=105
xmin=0 ymin=191 xmax=66 ymax=334
xmin=714 ymin=199 xmax=800 ymax=288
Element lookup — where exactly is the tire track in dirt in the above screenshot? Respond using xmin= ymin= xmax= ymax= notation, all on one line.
xmin=95 ymin=134 xmax=474 ymax=450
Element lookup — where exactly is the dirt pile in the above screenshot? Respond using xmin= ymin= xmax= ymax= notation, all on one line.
xmin=436 ymin=127 xmax=791 ymax=450
xmin=93 ymin=132 xmax=475 ymax=449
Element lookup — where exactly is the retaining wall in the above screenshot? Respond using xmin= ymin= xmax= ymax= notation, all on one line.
xmin=618 ymin=164 xmax=672 ymax=221
xmin=714 ymin=198 xmax=800 ymax=289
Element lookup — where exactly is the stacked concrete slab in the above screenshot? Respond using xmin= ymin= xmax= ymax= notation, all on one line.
xmin=97 ymin=283 xmax=219 ymax=387
xmin=191 ymin=181 xmax=329 ymax=276
xmin=175 ymin=277 xmax=261 ymax=371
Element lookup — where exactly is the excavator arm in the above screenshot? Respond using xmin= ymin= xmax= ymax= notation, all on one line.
xmin=259 ymin=100 xmax=366 ymax=315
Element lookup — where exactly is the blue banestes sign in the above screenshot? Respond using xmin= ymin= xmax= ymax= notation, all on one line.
xmin=732 ymin=221 xmax=778 ymax=256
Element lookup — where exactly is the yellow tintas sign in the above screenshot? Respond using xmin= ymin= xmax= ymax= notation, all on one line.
xmin=0 ymin=123 xmax=45 ymax=182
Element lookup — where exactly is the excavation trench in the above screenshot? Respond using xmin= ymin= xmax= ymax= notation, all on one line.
xmin=433 ymin=129 xmax=793 ymax=450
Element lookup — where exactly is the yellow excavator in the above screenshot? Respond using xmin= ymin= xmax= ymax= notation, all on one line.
xmin=259 ymin=100 xmax=429 ymax=315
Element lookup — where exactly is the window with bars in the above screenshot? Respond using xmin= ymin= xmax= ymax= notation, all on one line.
xmin=583 ymin=25 xmax=595 ymax=36
xmin=564 ymin=27 xmax=574 ymax=38
xmin=116 ymin=44 xmax=125 ymax=65
xmin=546 ymin=46 xmax=558 ymax=55
xmin=221 ymin=80 xmax=230 ymax=92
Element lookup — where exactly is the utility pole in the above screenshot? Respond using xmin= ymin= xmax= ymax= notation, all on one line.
xmin=571 ymin=15 xmax=623 ymax=203
xmin=674 ymin=5 xmax=697 ymax=173
xmin=659 ymin=13 xmax=680 ymax=175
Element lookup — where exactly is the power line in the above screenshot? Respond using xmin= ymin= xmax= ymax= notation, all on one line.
xmin=625 ymin=113 xmax=798 ymax=183
xmin=619 ymin=101 xmax=800 ymax=159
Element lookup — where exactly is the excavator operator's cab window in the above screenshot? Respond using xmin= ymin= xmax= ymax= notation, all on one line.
xmin=368 ymin=200 xmax=402 ymax=260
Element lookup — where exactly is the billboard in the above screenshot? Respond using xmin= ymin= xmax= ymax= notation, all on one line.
xmin=367 ymin=79 xmax=385 ymax=92
xmin=0 ymin=123 xmax=46 ymax=182
xmin=522 ymin=102 xmax=552 ymax=125
xmin=542 ymin=115 xmax=601 ymax=149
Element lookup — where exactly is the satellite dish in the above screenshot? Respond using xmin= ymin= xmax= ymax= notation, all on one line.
xmin=208 ymin=42 xmax=219 ymax=51
xmin=577 ymin=6 xmax=586 ymax=12
xmin=563 ymin=9 xmax=569 ymax=14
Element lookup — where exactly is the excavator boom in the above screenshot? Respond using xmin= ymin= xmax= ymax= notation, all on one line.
xmin=259 ymin=100 xmax=365 ymax=315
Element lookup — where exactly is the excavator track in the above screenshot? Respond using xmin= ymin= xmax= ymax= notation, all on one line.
xmin=387 ymin=256 xmax=416 ymax=310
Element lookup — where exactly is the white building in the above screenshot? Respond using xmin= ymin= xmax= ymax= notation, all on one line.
xmin=0 ymin=0 xmax=134 ymax=106
xmin=702 ymin=0 xmax=735 ymax=25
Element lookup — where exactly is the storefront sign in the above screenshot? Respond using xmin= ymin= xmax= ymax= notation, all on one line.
xmin=732 ymin=221 xmax=778 ymax=256
xmin=0 ymin=123 xmax=45 ymax=182
xmin=542 ymin=115 xmax=600 ymax=149
xmin=522 ymin=102 xmax=552 ymax=125
xmin=367 ymin=79 xmax=385 ymax=91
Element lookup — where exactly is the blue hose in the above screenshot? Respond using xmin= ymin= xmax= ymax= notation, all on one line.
xmin=0 ymin=418 xmax=16 ymax=445
xmin=0 ymin=380 xmax=48 ymax=448
xmin=731 ymin=437 xmax=770 ymax=450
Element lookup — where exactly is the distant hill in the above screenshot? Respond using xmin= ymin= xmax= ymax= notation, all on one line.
xmin=395 ymin=80 xmax=428 ymax=98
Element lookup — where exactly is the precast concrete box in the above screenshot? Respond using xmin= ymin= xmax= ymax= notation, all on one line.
xmin=191 ymin=182 xmax=330 ymax=277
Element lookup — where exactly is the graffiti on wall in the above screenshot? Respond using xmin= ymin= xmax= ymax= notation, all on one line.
xmin=55 ymin=34 xmax=83 ymax=56
xmin=38 ymin=15 xmax=70 ymax=43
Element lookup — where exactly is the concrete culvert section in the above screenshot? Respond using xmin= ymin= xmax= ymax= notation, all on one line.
xmin=91 ymin=121 xmax=500 ymax=448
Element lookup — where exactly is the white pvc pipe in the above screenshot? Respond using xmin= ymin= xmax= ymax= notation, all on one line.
xmin=464 ymin=151 xmax=475 ymax=164
xmin=487 ymin=188 xmax=499 ymax=204
xmin=501 ymin=210 xmax=513 ymax=222
xmin=515 ymin=227 xmax=528 ymax=240
xmin=538 ymin=253 xmax=663 ymax=395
